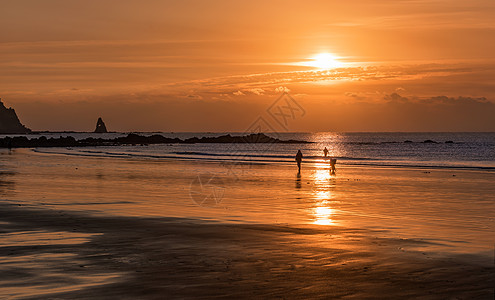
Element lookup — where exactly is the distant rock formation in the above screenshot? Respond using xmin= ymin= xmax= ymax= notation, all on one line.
xmin=0 ymin=99 xmax=31 ymax=134
xmin=94 ymin=117 xmax=108 ymax=133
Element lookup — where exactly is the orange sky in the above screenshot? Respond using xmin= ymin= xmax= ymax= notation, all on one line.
xmin=1 ymin=0 xmax=494 ymax=131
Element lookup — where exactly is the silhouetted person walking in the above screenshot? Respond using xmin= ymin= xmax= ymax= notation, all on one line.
xmin=295 ymin=150 xmax=303 ymax=173
xmin=330 ymin=158 xmax=337 ymax=174
xmin=323 ymin=147 xmax=328 ymax=158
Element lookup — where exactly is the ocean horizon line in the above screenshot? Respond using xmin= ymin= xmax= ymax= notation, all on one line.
xmin=3 ymin=130 xmax=495 ymax=134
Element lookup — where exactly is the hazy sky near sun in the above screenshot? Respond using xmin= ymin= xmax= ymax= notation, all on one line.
xmin=1 ymin=0 xmax=494 ymax=131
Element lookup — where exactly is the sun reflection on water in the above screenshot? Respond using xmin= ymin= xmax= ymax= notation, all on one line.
xmin=314 ymin=190 xmax=331 ymax=201
xmin=313 ymin=205 xmax=334 ymax=225
xmin=310 ymin=167 xmax=337 ymax=225
xmin=313 ymin=166 xmax=331 ymax=184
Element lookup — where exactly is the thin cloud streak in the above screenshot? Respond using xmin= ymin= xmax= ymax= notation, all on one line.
xmin=157 ymin=63 xmax=486 ymax=96
xmin=327 ymin=11 xmax=495 ymax=30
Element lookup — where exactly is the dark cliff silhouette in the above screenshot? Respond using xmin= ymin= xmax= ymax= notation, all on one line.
xmin=0 ymin=99 xmax=31 ymax=134
xmin=94 ymin=117 xmax=108 ymax=133
xmin=0 ymin=133 xmax=311 ymax=148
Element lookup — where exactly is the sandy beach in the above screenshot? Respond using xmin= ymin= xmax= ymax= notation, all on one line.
xmin=1 ymin=148 xmax=494 ymax=299
xmin=1 ymin=204 xmax=493 ymax=299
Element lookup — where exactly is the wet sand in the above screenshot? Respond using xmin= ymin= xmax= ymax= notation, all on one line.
xmin=0 ymin=203 xmax=494 ymax=299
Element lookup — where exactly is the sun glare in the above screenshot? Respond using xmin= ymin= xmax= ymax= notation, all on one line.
xmin=308 ymin=53 xmax=343 ymax=69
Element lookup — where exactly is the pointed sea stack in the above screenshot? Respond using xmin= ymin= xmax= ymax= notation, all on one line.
xmin=94 ymin=117 xmax=108 ymax=133
xmin=0 ymin=99 xmax=31 ymax=134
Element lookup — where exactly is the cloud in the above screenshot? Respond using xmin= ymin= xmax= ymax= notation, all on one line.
xmin=383 ymin=93 xmax=491 ymax=105
xmin=186 ymin=94 xmax=203 ymax=99
xmin=384 ymin=92 xmax=410 ymax=103
xmin=10 ymin=90 xmax=495 ymax=132
xmin=426 ymin=95 xmax=489 ymax=105
xmin=233 ymin=90 xmax=245 ymax=96
xmin=306 ymin=93 xmax=495 ymax=132
xmin=248 ymin=88 xmax=265 ymax=95
xmin=275 ymin=86 xmax=290 ymax=93
xmin=163 ymin=63 xmax=480 ymax=96
xmin=327 ymin=9 xmax=495 ymax=30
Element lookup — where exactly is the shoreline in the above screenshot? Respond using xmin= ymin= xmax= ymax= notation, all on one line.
xmin=29 ymin=147 xmax=495 ymax=173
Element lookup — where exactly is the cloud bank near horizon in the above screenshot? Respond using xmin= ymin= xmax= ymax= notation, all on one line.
xmin=8 ymin=91 xmax=494 ymax=132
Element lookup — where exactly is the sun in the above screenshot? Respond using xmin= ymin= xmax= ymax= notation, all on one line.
xmin=308 ymin=53 xmax=343 ymax=69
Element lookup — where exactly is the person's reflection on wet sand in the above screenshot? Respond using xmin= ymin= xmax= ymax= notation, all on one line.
xmin=295 ymin=172 xmax=301 ymax=189
xmin=330 ymin=158 xmax=337 ymax=175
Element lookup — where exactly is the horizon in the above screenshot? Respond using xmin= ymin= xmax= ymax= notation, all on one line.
xmin=5 ymin=130 xmax=495 ymax=134
xmin=1 ymin=0 xmax=495 ymax=131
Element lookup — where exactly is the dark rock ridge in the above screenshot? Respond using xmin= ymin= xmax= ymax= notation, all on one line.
xmin=94 ymin=117 xmax=108 ymax=133
xmin=0 ymin=133 xmax=310 ymax=148
xmin=0 ymin=99 xmax=31 ymax=134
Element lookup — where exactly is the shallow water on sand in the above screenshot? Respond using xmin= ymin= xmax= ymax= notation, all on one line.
xmin=1 ymin=148 xmax=494 ymax=256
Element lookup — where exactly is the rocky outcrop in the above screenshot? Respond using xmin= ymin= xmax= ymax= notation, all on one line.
xmin=0 ymin=99 xmax=31 ymax=134
xmin=0 ymin=133 xmax=310 ymax=148
xmin=94 ymin=117 xmax=108 ymax=133
xmin=182 ymin=133 xmax=307 ymax=144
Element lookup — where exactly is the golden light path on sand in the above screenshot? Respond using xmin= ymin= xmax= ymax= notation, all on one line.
xmin=311 ymin=166 xmax=336 ymax=225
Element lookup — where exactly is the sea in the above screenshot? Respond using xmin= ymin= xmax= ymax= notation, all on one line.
xmin=4 ymin=132 xmax=493 ymax=170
